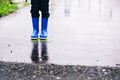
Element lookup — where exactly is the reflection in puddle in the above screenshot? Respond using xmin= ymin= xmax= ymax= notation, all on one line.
xmin=40 ymin=40 xmax=49 ymax=63
xmin=31 ymin=40 xmax=39 ymax=63
xmin=64 ymin=0 xmax=72 ymax=16
xmin=31 ymin=40 xmax=48 ymax=64
xmin=88 ymin=0 xmax=113 ymax=18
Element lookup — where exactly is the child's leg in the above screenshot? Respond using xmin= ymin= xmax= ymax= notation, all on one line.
xmin=30 ymin=0 xmax=40 ymax=39
xmin=40 ymin=0 xmax=50 ymax=39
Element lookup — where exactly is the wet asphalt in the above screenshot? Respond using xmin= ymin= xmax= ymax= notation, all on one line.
xmin=0 ymin=0 xmax=120 ymax=79
xmin=0 ymin=61 xmax=120 ymax=80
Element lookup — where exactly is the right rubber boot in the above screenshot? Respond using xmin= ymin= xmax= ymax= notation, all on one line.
xmin=40 ymin=18 xmax=48 ymax=40
xmin=31 ymin=18 xmax=39 ymax=39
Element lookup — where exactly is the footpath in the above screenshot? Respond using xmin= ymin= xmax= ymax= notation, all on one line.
xmin=0 ymin=0 xmax=120 ymax=79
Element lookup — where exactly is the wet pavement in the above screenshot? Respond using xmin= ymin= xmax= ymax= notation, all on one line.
xmin=0 ymin=61 xmax=120 ymax=80
xmin=0 ymin=0 xmax=120 ymax=67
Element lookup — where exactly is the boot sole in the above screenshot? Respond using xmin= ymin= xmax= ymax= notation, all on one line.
xmin=40 ymin=38 xmax=47 ymax=40
xmin=31 ymin=38 xmax=38 ymax=40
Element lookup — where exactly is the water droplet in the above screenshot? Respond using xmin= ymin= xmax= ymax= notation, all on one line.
xmin=102 ymin=69 xmax=105 ymax=72
xmin=10 ymin=50 xmax=12 ymax=53
xmin=56 ymin=77 xmax=61 ymax=80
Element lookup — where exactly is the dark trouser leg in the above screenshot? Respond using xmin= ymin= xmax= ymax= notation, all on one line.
xmin=30 ymin=0 xmax=40 ymax=18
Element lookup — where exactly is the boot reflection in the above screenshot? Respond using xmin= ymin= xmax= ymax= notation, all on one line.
xmin=40 ymin=40 xmax=48 ymax=63
xmin=31 ymin=40 xmax=39 ymax=63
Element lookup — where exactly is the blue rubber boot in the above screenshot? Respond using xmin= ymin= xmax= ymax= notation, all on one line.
xmin=40 ymin=18 xmax=48 ymax=40
xmin=31 ymin=18 xmax=39 ymax=39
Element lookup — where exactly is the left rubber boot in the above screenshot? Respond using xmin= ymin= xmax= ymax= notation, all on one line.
xmin=40 ymin=18 xmax=48 ymax=40
xmin=31 ymin=18 xmax=39 ymax=39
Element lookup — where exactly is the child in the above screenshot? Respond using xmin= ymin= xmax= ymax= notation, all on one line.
xmin=30 ymin=0 xmax=50 ymax=40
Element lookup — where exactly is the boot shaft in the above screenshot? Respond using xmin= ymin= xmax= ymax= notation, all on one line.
xmin=41 ymin=18 xmax=48 ymax=32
